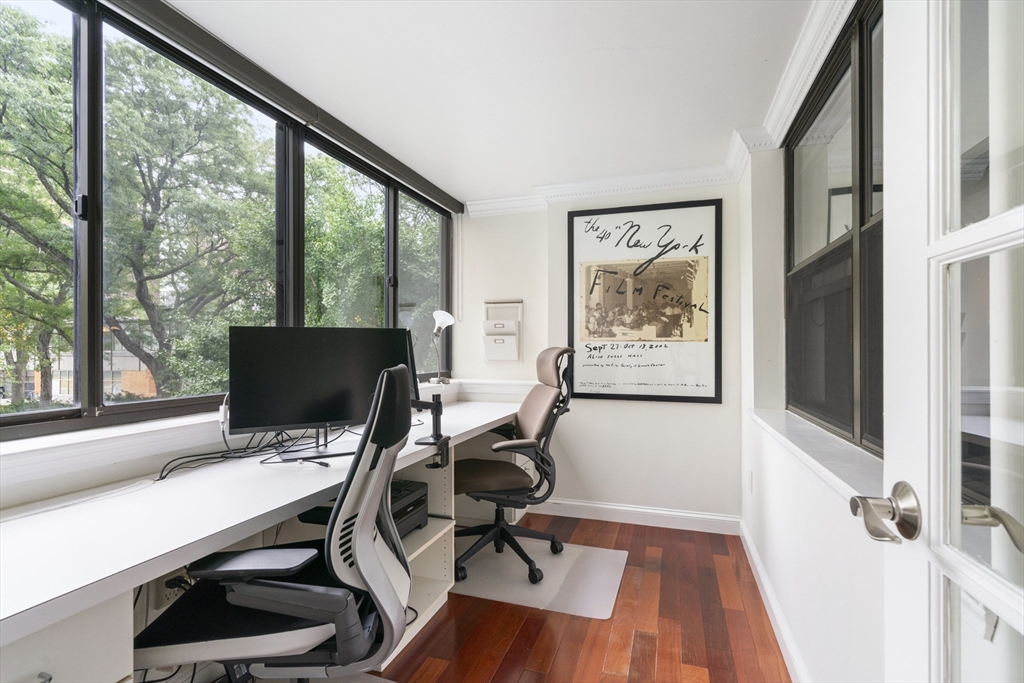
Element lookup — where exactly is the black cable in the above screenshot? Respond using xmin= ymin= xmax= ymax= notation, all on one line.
xmin=136 ymin=665 xmax=180 ymax=683
xmin=406 ymin=605 xmax=418 ymax=626
xmin=189 ymin=663 xmax=197 ymax=683
xmin=133 ymin=585 xmax=143 ymax=608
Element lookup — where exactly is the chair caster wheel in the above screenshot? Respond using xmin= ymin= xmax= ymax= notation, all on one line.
xmin=455 ymin=566 xmax=467 ymax=581
xmin=495 ymin=542 xmax=504 ymax=554
xmin=550 ymin=540 xmax=564 ymax=554
xmin=528 ymin=567 xmax=544 ymax=584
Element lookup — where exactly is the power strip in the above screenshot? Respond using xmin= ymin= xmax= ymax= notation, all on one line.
xmin=150 ymin=569 xmax=189 ymax=611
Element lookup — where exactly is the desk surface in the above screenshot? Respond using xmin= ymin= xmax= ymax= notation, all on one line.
xmin=0 ymin=400 xmax=517 ymax=647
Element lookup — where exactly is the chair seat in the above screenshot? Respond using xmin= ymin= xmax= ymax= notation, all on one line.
xmin=454 ymin=458 xmax=533 ymax=496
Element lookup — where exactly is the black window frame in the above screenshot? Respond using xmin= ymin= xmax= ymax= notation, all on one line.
xmin=1 ymin=0 xmax=454 ymax=440
xmin=784 ymin=0 xmax=883 ymax=455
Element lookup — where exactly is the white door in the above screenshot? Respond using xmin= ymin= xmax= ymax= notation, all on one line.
xmin=882 ymin=1 xmax=1023 ymax=680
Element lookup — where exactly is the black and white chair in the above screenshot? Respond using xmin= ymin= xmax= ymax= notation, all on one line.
xmin=134 ymin=365 xmax=413 ymax=682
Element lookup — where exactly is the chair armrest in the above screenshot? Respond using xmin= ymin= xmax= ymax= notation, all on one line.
xmin=188 ymin=548 xmax=318 ymax=581
xmin=491 ymin=438 xmax=539 ymax=452
xmin=488 ymin=422 xmax=518 ymax=440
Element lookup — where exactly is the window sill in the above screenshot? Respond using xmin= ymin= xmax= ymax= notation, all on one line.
xmin=749 ymin=408 xmax=884 ymax=499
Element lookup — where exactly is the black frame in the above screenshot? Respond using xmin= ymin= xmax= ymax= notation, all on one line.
xmin=1 ymin=0 xmax=454 ymax=440
xmin=784 ymin=0 xmax=883 ymax=454
xmin=567 ymin=199 xmax=723 ymax=404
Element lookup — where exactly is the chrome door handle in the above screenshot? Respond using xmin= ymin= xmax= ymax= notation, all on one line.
xmin=962 ymin=505 xmax=1024 ymax=554
xmin=850 ymin=481 xmax=922 ymax=543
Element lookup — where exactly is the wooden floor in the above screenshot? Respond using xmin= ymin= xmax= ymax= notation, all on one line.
xmin=382 ymin=514 xmax=790 ymax=683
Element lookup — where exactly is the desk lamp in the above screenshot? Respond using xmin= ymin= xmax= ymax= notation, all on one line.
xmin=429 ymin=309 xmax=455 ymax=384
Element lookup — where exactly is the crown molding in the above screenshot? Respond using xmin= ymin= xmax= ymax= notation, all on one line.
xmin=737 ymin=126 xmax=775 ymax=151
xmin=465 ymin=195 xmax=549 ymax=217
xmin=534 ymin=163 xmax=737 ymax=205
xmin=762 ymin=0 xmax=855 ymax=147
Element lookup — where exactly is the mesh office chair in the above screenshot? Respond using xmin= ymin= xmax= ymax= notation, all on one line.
xmin=453 ymin=346 xmax=574 ymax=584
xmin=134 ymin=365 xmax=413 ymax=682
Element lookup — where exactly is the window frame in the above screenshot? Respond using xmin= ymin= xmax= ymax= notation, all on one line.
xmin=784 ymin=0 xmax=883 ymax=455
xmin=1 ymin=0 xmax=453 ymax=440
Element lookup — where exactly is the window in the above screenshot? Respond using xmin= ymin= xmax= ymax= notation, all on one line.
xmin=0 ymin=1 xmax=453 ymax=438
xmin=398 ymin=192 xmax=446 ymax=374
xmin=0 ymin=1 xmax=77 ymax=416
xmin=785 ymin=0 xmax=883 ymax=452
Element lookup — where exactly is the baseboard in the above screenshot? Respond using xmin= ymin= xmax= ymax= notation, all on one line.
xmin=532 ymin=497 xmax=740 ymax=535
xmin=738 ymin=520 xmax=810 ymax=683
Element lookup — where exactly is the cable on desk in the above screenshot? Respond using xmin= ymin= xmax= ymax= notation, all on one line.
xmin=406 ymin=605 xmax=419 ymax=626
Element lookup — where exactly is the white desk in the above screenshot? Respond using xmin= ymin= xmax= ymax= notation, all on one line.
xmin=0 ymin=401 xmax=517 ymax=655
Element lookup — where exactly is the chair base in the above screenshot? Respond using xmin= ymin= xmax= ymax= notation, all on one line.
xmin=454 ymin=507 xmax=563 ymax=584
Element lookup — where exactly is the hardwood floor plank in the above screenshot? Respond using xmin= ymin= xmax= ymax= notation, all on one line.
xmin=571 ymin=610 xmax=614 ymax=682
xmin=725 ymin=535 xmax=755 ymax=584
xmin=680 ymin=664 xmax=712 ymax=683
xmin=546 ymin=616 xmax=591 ymax=683
xmin=713 ymin=554 xmax=744 ymax=611
xmin=523 ymin=611 xmax=570 ymax=674
xmin=382 ymin=595 xmax=474 ymax=681
xmin=706 ymin=647 xmax=738 ymax=683
xmin=517 ymin=670 xmax=545 ymax=683
xmin=408 ymin=656 xmax=449 ymax=683
xmin=627 ymin=631 xmax=657 ymax=683
xmin=599 ymin=674 xmax=627 ymax=683
xmin=520 ymin=514 xmax=554 ymax=532
xmin=655 ymin=618 xmax=684 ymax=683
xmin=569 ymin=518 xmax=602 ymax=545
xmin=678 ymin=543 xmax=708 ymax=668
xmin=697 ymin=566 xmax=731 ymax=652
xmin=724 ymin=608 xmax=761 ymax=683
xmin=659 ymin=542 xmax=682 ymax=621
xmin=694 ymin=533 xmax=716 ymax=569
xmin=636 ymin=566 xmax=661 ymax=634
xmin=603 ymin=565 xmax=643 ymax=676
xmin=428 ymin=596 xmax=494 ymax=660
xmin=627 ymin=523 xmax=649 ymax=568
xmin=464 ymin=604 xmax=532 ymax=683
xmin=739 ymin=581 xmax=791 ymax=683
xmin=595 ymin=521 xmax=621 ymax=549
xmin=491 ymin=616 xmax=546 ymax=683
xmin=644 ymin=545 xmax=663 ymax=573
xmin=437 ymin=601 xmax=515 ymax=682
xmin=546 ymin=515 xmax=581 ymax=545
xmin=709 ymin=534 xmax=730 ymax=556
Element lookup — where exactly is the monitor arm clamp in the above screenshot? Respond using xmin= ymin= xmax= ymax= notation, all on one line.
xmin=412 ymin=394 xmax=450 ymax=469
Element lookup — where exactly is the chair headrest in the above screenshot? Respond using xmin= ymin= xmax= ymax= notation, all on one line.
xmin=536 ymin=347 xmax=574 ymax=387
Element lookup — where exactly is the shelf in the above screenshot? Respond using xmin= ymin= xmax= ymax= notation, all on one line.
xmin=382 ymin=575 xmax=454 ymax=670
xmin=401 ymin=516 xmax=455 ymax=562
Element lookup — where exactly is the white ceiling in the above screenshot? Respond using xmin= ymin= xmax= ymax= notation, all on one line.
xmin=167 ymin=0 xmax=812 ymax=204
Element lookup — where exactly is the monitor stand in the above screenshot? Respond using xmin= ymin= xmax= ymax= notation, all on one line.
xmin=276 ymin=427 xmax=359 ymax=462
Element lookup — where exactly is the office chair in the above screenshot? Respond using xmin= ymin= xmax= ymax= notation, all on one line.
xmin=134 ymin=365 xmax=413 ymax=682
xmin=453 ymin=346 xmax=574 ymax=584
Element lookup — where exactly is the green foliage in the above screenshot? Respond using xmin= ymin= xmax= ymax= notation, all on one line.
xmin=1 ymin=5 xmax=443 ymax=413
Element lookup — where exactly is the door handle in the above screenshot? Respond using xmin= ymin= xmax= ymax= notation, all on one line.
xmin=850 ymin=481 xmax=922 ymax=543
xmin=962 ymin=505 xmax=1024 ymax=554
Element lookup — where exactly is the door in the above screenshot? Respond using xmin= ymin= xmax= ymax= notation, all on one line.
xmin=880 ymin=1 xmax=1024 ymax=680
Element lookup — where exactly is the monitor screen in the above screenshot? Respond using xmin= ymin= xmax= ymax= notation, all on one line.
xmin=228 ymin=326 xmax=418 ymax=435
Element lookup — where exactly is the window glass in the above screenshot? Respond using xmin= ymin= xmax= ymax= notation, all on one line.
xmin=787 ymin=246 xmax=854 ymax=434
xmin=303 ymin=143 xmax=385 ymax=328
xmin=102 ymin=24 xmax=277 ymax=403
xmin=793 ymin=69 xmax=853 ymax=265
xmin=861 ymin=223 xmax=883 ymax=448
xmin=950 ymin=246 xmax=1023 ymax=589
xmin=870 ymin=17 xmax=883 ymax=215
xmin=955 ymin=0 xmax=1024 ymax=230
xmin=398 ymin=193 xmax=443 ymax=374
xmin=0 ymin=1 xmax=77 ymax=415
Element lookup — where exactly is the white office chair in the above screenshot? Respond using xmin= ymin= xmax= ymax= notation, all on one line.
xmin=134 ymin=365 xmax=413 ymax=682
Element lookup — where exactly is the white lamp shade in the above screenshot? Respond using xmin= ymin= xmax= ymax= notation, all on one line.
xmin=432 ymin=310 xmax=455 ymax=334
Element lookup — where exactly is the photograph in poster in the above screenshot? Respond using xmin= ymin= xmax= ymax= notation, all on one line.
xmin=568 ymin=200 xmax=722 ymax=402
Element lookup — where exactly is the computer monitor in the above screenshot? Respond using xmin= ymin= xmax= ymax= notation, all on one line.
xmin=228 ymin=326 xmax=419 ymax=435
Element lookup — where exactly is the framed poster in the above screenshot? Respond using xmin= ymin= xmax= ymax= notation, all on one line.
xmin=568 ymin=199 xmax=722 ymax=403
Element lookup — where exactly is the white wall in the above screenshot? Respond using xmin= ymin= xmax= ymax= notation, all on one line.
xmin=738 ymin=148 xmax=884 ymax=682
xmin=455 ymin=183 xmax=743 ymax=529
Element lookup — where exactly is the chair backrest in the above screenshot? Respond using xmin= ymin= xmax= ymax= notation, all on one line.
xmin=324 ymin=364 xmax=412 ymax=672
xmin=517 ymin=347 xmax=573 ymax=505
